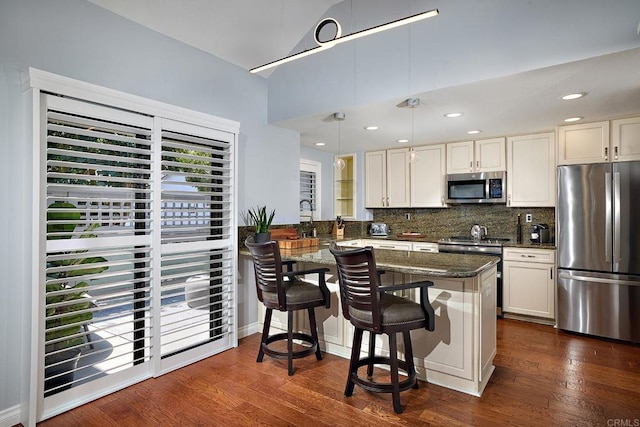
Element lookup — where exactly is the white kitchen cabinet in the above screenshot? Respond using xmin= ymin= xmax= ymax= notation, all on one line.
xmin=506 ymin=132 xmax=556 ymax=207
xmin=365 ymin=150 xmax=387 ymax=208
xmin=612 ymin=116 xmax=640 ymax=162
xmin=410 ymin=144 xmax=447 ymax=207
xmin=447 ymin=138 xmax=506 ymax=174
xmin=503 ymin=247 xmax=556 ymax=319
xmin=557 ymin=121 xmax=610 ymax=165
xmin=364 ymin=148 xmax=410 ymax=207
xmin=411 ymin=242 xmax=439 ymax=253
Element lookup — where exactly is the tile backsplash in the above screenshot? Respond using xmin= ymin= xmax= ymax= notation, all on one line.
xmin=372 ymin=206 xmax=555 ymax=242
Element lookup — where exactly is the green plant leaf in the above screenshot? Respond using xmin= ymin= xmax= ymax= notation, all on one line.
xmin=47 ymin=202 xmax=80 ymax=240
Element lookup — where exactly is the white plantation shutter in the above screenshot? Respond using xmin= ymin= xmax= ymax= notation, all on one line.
xmin=158 ymin=121 xmax=236 ymax=363
xmin=44 ymin=95 xmax=154 ymax=397
xmin=34 ymin=75 xmax=237 ymax=420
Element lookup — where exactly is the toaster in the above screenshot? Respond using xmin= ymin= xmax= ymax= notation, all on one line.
xmin=370 ymin=223 xmax=390 ymax=236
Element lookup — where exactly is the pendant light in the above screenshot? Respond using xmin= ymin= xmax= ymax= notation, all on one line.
xmin=333 ymin=112 xmax=346 ymax=170
xmin=405 ymin=98 xmax=420 ymax=163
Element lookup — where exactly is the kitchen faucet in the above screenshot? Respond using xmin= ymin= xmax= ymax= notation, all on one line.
xmin=299 ymin=199 xmax=314 ymax=223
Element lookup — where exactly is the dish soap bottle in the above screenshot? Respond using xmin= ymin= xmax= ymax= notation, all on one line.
xmin=516 ymin=214 xmax=523 ymax=244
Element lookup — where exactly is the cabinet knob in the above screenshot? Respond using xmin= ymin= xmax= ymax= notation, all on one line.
xmin=604 ymin=146 xmax=608 ymax=161
xmin=614 ymin=146 xmax=619 ymax=160
xmin=382 ymin=197 xmax=385 ymax=207
xmin=476 ymin=160 xmax=480 ymax=169
xmin=507 ymin=194 xmax=511 ymax=206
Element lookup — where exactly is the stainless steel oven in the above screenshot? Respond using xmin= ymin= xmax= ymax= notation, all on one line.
xmin=438 ymin=237 xmax=507 ymax=317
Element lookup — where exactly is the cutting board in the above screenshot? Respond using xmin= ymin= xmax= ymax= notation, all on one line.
xmin=270 ymin=228 xmax=299 ymax=240
xmin=278 ymin=237 xmax=319 ymax=249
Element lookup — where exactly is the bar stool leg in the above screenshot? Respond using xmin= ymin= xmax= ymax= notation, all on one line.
xmin=403 ymin=330 xmax=418 ymax=389
xmin=346 ymin=327 xmax=363 ymax=396
xmin=258 ymin=308 xmax=272 ymax=362
xmin=287 ymin=310 xmax=294 ymax=376
xmin=389 ymin=332 xmax=403 ymax=414
xmin=367 ymin=331 xmax=376 ymax=377
xmin=308 ymin=307 xmax=323 ymax=361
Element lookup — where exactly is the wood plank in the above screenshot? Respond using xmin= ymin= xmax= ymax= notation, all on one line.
xmin=34 ymin=319 xmax=640 ymax=426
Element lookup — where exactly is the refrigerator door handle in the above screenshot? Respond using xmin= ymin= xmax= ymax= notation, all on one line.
xmin=613 ymin=172 xmax=621 ymax=268
xmin=605 ymin=172 xmax=612 ymax=263
xmin=559 ymin=272 xmax=640 ymax=287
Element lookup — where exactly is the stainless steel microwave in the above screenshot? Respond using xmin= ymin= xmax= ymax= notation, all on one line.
xmin=445 ymin=171 xmax=507 ymax=204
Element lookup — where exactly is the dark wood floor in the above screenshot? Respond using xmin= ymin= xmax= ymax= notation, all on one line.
xmin=38 ymin=319 xmax=640 ymax=426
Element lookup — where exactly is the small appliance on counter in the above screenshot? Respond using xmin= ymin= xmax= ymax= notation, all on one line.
xmin=530 ymin=224 xmax=551 ymax=243
xmin=369 ymin=223 xmax=389 ymax=237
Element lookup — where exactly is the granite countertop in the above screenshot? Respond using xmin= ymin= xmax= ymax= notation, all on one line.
xmin=240 ymin=245 xmax=499 ymax=278
xmin=331 ymin=234 xmax=557 ymax=249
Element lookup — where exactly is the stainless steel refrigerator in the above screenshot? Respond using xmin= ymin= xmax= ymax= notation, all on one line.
xmin=557 ymin=162 xmax=640 ymax=343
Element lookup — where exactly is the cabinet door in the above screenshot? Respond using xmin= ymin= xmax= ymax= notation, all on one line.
xmin=447 ymin=140 xmax=474 ymax=174
xmin=411 ymin=144 xmax=447 ymax=207
xmin=503 ymin=261 xmax=555 ymax=319
xmin=386 ymin=148 xmax=410 ymax=207
xmin=558 ymin=121 xmax=610 ymax=165
xmin=612 ymin=116 xmax=640 ymax=162
xmin=475 ymin=137 xmax=506 ymax=171
xmin=365 ymin=150 xmax=386 ymax=207
xmin=507 ymin=132 xmax=556 ymax=207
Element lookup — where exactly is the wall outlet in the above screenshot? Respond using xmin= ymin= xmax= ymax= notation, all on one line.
xmin=525 ymin=213 xmax=533 ymax=223
xmin=405 ymin=213 xmax=411 ymax=220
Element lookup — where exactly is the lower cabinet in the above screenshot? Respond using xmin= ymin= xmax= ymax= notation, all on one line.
xmin=503 ymin=247 xmax=556 ymax=319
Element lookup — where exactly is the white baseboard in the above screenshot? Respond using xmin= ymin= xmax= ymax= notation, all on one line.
xmin=238 ymin=322 xmax=259 ymax=339
xmin=0 ymin=404 xmax=21 ymax=427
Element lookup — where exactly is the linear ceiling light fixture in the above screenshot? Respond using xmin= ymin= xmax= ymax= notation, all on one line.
xmin=250 ymin=8 xmax=439 ymax=73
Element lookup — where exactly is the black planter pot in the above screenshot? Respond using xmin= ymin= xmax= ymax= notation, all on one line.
xmin=254 ymin=232 xmax=271 ymax=243
xmin=44 ymin=348 xmax=82 ymax=397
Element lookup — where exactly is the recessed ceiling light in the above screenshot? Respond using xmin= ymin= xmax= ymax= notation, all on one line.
xmin=364 ymin=126 xmax=379 ymax=131
xmin=467 ymin=130 xmax=481 ymax=134
xmin=562 ymin=93 xmax=586 ymax=100
xmin=397 ymin=139 xmax=409 ymax=143
xmin=444 ymin=112 xmax=463 ymax=118
xmin=564 ymin=117 xmax=583 ymax=123
xmin=314 ymin=142 xmax=325 ymax=146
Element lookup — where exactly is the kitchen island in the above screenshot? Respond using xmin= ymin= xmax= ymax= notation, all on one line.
xmin=240 ymin=244 xmax=499 ymax=397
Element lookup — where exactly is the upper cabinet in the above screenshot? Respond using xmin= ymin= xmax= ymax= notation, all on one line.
xmin=365 ymin=145 xmax=446 ymax=208
xmin=557 ymin=121 xmax=610 ymax=165
xmin=559 ymin=118 xmax=640 ymax=165
xmin=447 ymin=137 xmax=506 ymax=174
xmin=507 ymin=132 xmax=556 ymax=207
xmin=411 ymin=144 xmax=447 ymax=208
xmin=365 ymin=148 xmax=410 ymax=208
xmin=612 ymin=116 xmax=640 ymax=162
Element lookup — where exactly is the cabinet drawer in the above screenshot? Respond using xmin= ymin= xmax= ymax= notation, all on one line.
xmin=503 ymin=247 xmax=555 ymax=263
xmin=412 ymin=242 xmax=439 ymax=253
xmin=364 ymin=240 xmax=412 ymax=251
xmin=338 ymin=239 xmax=362 ymax=247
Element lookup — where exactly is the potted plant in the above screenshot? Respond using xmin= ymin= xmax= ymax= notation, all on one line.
xmin=45 ymin=202 xmax=108 ymax=396
xmin=247 ymin=206 xmax=275 ymax=243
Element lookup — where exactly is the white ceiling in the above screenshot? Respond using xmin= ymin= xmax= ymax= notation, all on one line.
xmin=88 ymin=0 xmax=640 ymax=153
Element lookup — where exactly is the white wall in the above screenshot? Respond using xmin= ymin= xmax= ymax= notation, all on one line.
xmin=0 ymin=0 xmax=300 ymax=421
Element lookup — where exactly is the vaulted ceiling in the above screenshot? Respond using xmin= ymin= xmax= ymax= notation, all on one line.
xmin=88 ymin=0 xmax=640 ymax=152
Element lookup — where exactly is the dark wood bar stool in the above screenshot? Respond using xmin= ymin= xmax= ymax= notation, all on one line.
xmin=245 ymin=236 xmax=330 ymax=375
xmin=329 ymin=242 xmax=435 ymax=413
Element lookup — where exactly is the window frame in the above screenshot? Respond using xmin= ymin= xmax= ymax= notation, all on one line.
xmin=299 ymin=159 xmax=321 ymax=222
xmin=28 ymin=67 xmax=239 ymax=421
